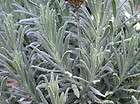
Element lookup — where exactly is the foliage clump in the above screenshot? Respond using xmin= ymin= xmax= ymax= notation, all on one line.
xmin=0 ymin=0 xmax=140 ymax=104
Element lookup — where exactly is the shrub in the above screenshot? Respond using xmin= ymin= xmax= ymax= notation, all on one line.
xmin=0 ymin=0 xmax=140 ymax=104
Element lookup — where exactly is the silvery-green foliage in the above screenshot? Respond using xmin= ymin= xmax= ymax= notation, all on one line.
xmin=36 ymin=72 xmax=69 ymax=104
xmin=0 ymin=13 xmax=40 ymax=104
xmin=0 ymin=0 xmax=140 ymax=104
xmin=37 ymin=4 xmax=64 ymax=64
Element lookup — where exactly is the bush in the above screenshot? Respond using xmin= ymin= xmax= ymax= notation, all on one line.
xmin=0 ymin=0 xmax=140 ymax=104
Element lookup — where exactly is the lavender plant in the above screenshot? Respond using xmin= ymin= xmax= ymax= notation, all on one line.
xmin=0 ymin=0 xmax=140 ymax=104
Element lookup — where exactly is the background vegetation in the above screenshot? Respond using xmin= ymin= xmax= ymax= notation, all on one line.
xmin=0 ymin=0 xmax=140 ymax=104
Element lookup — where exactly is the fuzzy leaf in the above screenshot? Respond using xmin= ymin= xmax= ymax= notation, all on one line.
xmin=121 ymin=73 xmax=140 ymax=87
xmin=89 ymin=86 xmax=105 ymax=98
xmin=72 ymin=84 xmax=80 ymax=98
xmin=112 ymin=0 xmax=117 ymax=17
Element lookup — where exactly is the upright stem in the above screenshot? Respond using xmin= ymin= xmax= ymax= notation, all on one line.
xmin=76 ymin=8 xmax=80 ymax=57
xmin=76 ymin=10 xmax=80 ymax=38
